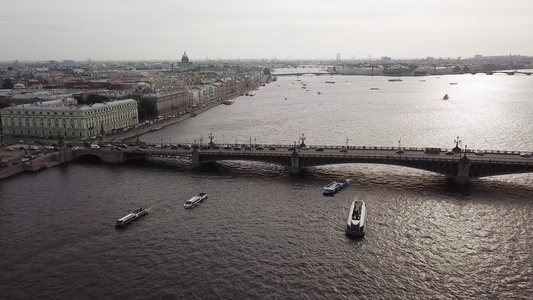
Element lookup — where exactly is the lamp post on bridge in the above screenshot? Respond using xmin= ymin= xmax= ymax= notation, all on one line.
xmin=454 ymin=136 xmax=462 ymax=155
xmin=299 ymin=133 xmax=306 ymax=148
xmin=208 ymin=132 xmax=214 ymax=148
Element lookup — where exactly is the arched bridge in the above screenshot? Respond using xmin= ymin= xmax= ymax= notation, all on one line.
xmin=72 ymin=144 xmax=533 ymax=184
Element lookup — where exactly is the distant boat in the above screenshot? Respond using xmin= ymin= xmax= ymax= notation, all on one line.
xmin=222 ymin=99 xmax=234 ymax=105
xmin=388 ymin=79 xmax=402 ymax=82
xmin=249 ymin=92 xmax=256 ymax=96
xmin=443 ymin=94 xmax=449 ymax=100
xmin=450 ymin=82 xmax=458 ymax=85
xmin=317 ymin=91 xmax=321 ymax=94
xmin=370 ymin=88 xmax=380 ymax=90
xmin=190 ymin=112 xmax=197 ymax=117
xmin=325 ymin=81 xmax=335 ymax=84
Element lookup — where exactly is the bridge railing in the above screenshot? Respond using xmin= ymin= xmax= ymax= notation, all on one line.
xmin=139 ymin=142 xmax=532 ymax=156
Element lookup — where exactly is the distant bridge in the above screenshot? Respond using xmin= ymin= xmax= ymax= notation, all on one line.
xmin=73 ymin=144 xmax=533 ymax=185
xmin=271 ymin=72 xmax=331 ymax=76
xmin=472 ymin=70 xmax=532 ymax=76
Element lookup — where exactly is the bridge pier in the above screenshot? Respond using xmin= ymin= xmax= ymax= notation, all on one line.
xmin=454 ymin=156 xmax=471 ymax=185
xmin=191 ymin=149 xmax=200 ymax=167
xmin=290 ymin=151 xmax=300 ymax=173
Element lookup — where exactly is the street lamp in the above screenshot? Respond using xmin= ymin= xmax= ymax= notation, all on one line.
xmin=454 ymin=136 xmax=462 ymax=155
xmin=208 ymin=132 xmax=214 ymax=147
xmin=300 ymin=133 xmax=306 ymax=148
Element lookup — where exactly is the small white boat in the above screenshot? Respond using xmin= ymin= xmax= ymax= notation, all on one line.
xmin=443 ymin=94 xmax=449 ymax=100
xmin=184 ymin=192 xmax=208 ymax=209
xmin=346 ymin=200 xmax=366 ymax=237
xmin=116 ymin=207 xmax=148 ymax=227
xmin=323 ymin=179 xmax=347 ymax=195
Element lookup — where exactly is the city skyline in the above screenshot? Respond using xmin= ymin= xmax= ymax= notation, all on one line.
xmin=1 ymin=0 xmax=533 ymax=61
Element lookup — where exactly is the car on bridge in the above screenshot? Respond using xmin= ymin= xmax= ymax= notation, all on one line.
xmin=395 ymin=149 xmax=405 ymax=154
xmin=475 ymin=150 xmax=485 ymax=156
xmin=445 ymin=151 xmax=454 ymax=155
xmin=269 ymin=146 xmax=277 ymax=150
xmin=256 ymin=147 xmax=264 ymax=150
xmin=316 ymin=147 xmax=324 ymax=151
xmin=520 ymin=153 xmax=531 ymax=157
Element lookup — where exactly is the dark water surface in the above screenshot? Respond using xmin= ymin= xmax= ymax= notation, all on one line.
xmin=2 ymin=73 xmax=532 ymax=299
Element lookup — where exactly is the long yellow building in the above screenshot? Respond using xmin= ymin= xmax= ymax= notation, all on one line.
xmin=1 ymin=99 xmax=138 ymax=139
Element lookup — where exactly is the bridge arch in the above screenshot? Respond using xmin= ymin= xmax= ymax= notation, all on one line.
xmin=76 ymin=153 xmax=103 ymax=163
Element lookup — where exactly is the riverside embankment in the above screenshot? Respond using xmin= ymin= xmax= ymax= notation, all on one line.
xmin=0 ymin=149 xmax=75 ymax=180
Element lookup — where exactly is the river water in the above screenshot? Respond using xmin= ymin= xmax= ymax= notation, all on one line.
xmin=1 ymin=70 xmax=532 ymax=299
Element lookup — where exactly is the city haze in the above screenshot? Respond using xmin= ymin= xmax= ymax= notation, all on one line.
xmin=1 ymin=0 xmax=533 ymax=61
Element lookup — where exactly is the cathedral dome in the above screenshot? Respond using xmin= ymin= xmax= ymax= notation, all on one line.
xmin=181 ymin=52 xmax=189 ymax=63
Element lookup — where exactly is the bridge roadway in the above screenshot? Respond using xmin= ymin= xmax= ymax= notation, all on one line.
xmin=111 ymin=144 xmax=533 ymax=184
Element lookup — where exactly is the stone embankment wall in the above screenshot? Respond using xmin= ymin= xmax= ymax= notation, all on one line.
xmin=0 ymin=150 xmax=74 ymax=180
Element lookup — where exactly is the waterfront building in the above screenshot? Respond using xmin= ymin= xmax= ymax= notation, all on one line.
xmin=135 ymin=90 xmax=188 ymax=116
xmin=0 ymin=99 xmax=138 ymax=139
xmin=186 ymin=86 xmax=202 ymax=107
xmin=199 ymin=84 xmax=217 ymax=103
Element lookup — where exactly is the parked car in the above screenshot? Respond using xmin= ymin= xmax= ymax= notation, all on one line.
xmin=445 ymin=151 xmax=454 ymax=155
xmin=316 ymin=147 xmax=324 ymax=151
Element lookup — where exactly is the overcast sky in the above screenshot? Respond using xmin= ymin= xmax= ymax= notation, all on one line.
xmin=1 ymin=0 xmax=532 ymax=62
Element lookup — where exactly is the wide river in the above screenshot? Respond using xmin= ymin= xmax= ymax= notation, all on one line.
xmin=1 ymin=69 xmax=532 ymax=299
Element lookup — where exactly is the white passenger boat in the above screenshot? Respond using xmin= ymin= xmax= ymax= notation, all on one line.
xmin=184 ymin=192 xmax=208 ymax=209
xmin=323 ymin=179 xmax=347 ymax=195
xmin=115 ymin=207 xmax=148 ymax=227
xmin=346 ymin=200 xmax=366 ymax=237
